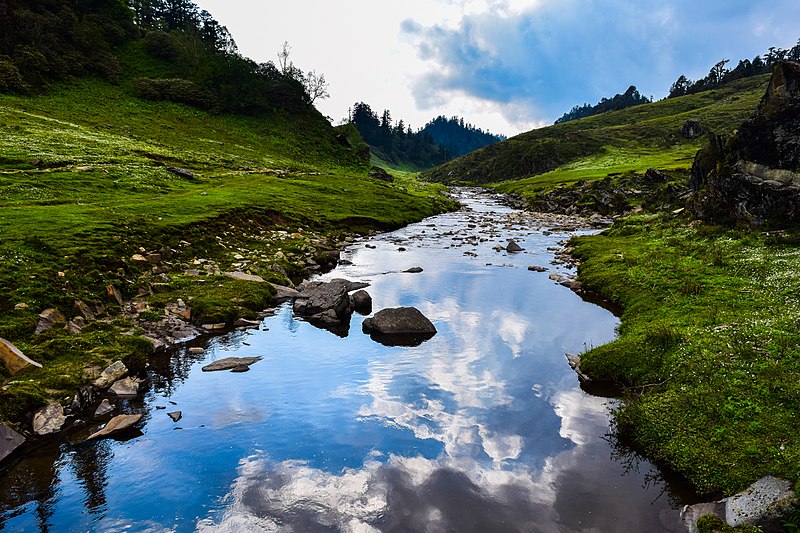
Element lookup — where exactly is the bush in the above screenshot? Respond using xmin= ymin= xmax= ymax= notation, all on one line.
xmin=0 ymin=57 xmax=28 ymax=94
xmin=143 ymin=31 xmax=179 ymax=61
xmin=132 ymin=77 xmax=217 ymax=109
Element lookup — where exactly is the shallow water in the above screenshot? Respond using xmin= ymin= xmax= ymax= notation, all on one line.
xmin=0 ymin=188 xmax=691 ymax=532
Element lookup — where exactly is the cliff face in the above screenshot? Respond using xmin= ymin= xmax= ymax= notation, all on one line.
xmin=691 ymin=62 xmax=800 ymax=226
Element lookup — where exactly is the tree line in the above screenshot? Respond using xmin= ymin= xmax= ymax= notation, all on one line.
xmin=668 ymin=39 xmax=800 ymax=98
xmin=349 ymin=103 xmax=505 ymax=169
xmin=555 ymin=85 xmax=651 ymax=125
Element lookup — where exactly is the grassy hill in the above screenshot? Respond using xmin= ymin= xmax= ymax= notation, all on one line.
xmin=0 ymin=77 xmax=455 ymax=422
xmin=423 ymin=75 xmax=770 ymax=197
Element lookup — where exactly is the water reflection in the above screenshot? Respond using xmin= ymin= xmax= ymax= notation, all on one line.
xmin=0 ymin=189 xmax=686 ymax=532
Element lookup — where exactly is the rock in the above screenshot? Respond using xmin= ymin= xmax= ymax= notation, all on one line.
xmin=93 ymin=361 xmax=128 ymax=389
xmin=725 ymin=476 xmax=796 ymax=529
xmin=146 ymin=253 xmax=162 ymax=264
xmin=167 ymin=411 xmax=182 ymax=422
xmin=201 ymin=356 xmax=263 ymax=372
xmin=14 ymin=303 xmax=28 ymax=310
xmin=681 ymin=502 xmax=726 ymax=533
xmin=130 ymin=253 xmax=148 ymax=263
xmin=188 ymin=347 xmax=205 ymax=355
xmin=109 ymin=376 xmax=143 ymax=397
xmin=166 ymin=167 xmax=195 ymax=179
xmin=527 ymin=265 xmax=548 ymax=272
xmin=0 ymin=424 xmax=25 ymax=463
xmin=73 ymin=300 xmax=95 ymax=321
xmin=86 ymin=413 xmax=143 ymax=441
xmin=224 ymin=271 xmax=265 ymax=283
xmin=362 ymin=307 xmax=437 ymax=346
xmin=0 ymin=338 xmax=43 ymax=375
xmin=70 ymin=385 xmax=96 ymax=413
xmin=680 ymin=120 xmax=704 ymax=139
xmin=202 ymin=323 xmax=227 ymax=331
xmin=294 ymin=279 xmax=352 ymax=317
xmin=65 ymin=320 xmax=83 ymax=335
xmin=34 ymin=308 xmax=66 ymax=334
xmin=233 ymin=318 xmax=261 ymax=328
xmin=229 ymin=365 xmax=251 ymax=373
xmin=33 ymin=403 xmax=67 ymax=436
xmin=506 ymin=240 xmax=523 ymax=253
xmin=368 ymin=166 xmax=394 ymax=182
xmin=404 ymin=267 xmax=424 ymax=273
xmin=351 ymin=290 xmax=373 ymax=315
xmin=565 ymin=353 xmax=592 ymax=383
xmin=106 ymin=284 xmax=123 ymax=306
xmin=94 ymin=399 xmax=115 ymax=417
xmin=271 ymin=283 xmax=302 ymax=300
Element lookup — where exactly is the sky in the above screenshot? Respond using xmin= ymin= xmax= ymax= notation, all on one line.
xmin=193 ymin=0 xmax=800 ymax=137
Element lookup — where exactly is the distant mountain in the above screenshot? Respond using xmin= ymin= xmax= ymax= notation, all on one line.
xmin=420 ymin=116 xmax=505 ymax=159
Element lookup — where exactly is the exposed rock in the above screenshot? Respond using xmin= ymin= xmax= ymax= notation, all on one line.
xmin=726 ymin=476 xmax=796 ymax=529
xmin=33 ymin=403 xmax=67 ymax=436
xmin=680 ymin=120 xmax=704 ymax=139
xmin=202 ymin=323 xmax=227 ymax=331
xmin=404 ymin=267 xmax=424 ymax=273
xmin=233 ymin=318 xmax=261 ymax=328
xmin=271 ymin=283 xmax=302 ymax=301
xmin=14 ymin=303 xmax=28 ymax=310
xmin=106 ymin=284 xmax=123 ymax=306
xmin=109 ymin=376 xmax=143 ymax=397
xmin=565 ymin=353 xmax=592 ymax=383
xmin=168 ymin=411 xmax=182 ymax=422
xmin=224 ymin=271 xmax=265 ymax=283
xmin=146 ymin=253 xmax=162 ymax=264
xmin=86 ymin=413 xmax=143 ymax=441
xmin=351 ymin=290 xmax=372 ymax=315
xmin=188 ymin=347 xmax=205 ymax=355
xmin=369 ymin=166 xmax=394 ymax=182
xmin=0 ymin=338 xmax=42 ymax=375
xmin=34 ymin=308 xmax=66 ymax=334
xmin=527 ymin=265 xmax=548 ymax=272
xmin=294 ymin=279 xmax=352 ymax=318
xmin=130 ymin=253 xmax=148 ymax=263
xmin=93 ymin=361 xmax=128 ymax=389
xmin=65 ymin=320 xmax=83 ymax=335
xmin=94 ymin=399 xmax=115 ymax=417
xmin=0 ymin=424 xmax=25 ymax=463
xmin=681 ymin=502 xmax=726 ymax=533
xmin=506 ymin=240 xmax=523 ymax=253
xmin=229 ymin=365 xmax=251 ymax=373
xmin=201 ymin=356 xmax=262 ymax=372
xmin=166 ymin=167 xmax=196 ymax=179
xmin=362 ymin=307 xmax=437 ymax=346
xmin=73 ymin=300 xmax=95 ymax=321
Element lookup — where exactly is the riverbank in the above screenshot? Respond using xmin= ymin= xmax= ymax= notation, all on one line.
xmin=569 ymin=213 xmax=800 ymax=498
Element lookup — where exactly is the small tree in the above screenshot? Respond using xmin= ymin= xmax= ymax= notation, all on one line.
xmin=303 ymin=70 xmax=328 ymax=104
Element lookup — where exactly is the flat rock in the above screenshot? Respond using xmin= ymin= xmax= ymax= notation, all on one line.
xmin=109 ymin=376 xmax=143 ymax=397
xmin=94 ymin=399 xmax=115 ymax=417
xmin=201 ymin=356 xmax=263 ymax=372
xmin=130 ymin=254 xmax=148 ymax=263
xmin=93 ymin=360 xmax=128 ymax=389
xmin=202 ymin=323 xmax=227 ymax=331
xmin=34 ymin=308 xmax=66 ymax=334
xmin=0 ymin=424 xmax=25 ymax=463
xmin=168 ymin=411 xmax=182 ymax=422
xmin=188 ymin=347 xmax=205 ymax=355
xmin=681 ymin=502 xmax=726 ymax=533
xmin=0 ymin=338 xmax=42 ymax=375
xmin=86 ymin=413 xmax=143 ymax=441
xmin=33 ymin=403 xmax=66 ymax=436
xmin=404 ymin=267 xmax=424 ymax=273
xmin=527 ymin=265 xmax=548 ymax=272
xmin=224 ymin=271 xmax=265 ymax=283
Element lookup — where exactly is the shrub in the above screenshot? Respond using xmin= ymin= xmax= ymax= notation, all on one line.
xmin=143 ymin=31 xmax=179 ymax=61
xmin=132 ymin=77 xmax=217 ymax=109
xmin=0 ymin=57 xmax=28 ymax=94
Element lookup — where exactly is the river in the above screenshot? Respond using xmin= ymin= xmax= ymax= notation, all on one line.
xmin=0 ymin=188 xmax=693 ymax=532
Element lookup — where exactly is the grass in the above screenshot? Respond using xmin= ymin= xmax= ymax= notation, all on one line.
xmin=0 ymin=77 xmax=456 ymax=424
xmin=570 ymin=216 xmax=800 ymax=496
xmin=424 ymin=75 xmax=769 ymax=196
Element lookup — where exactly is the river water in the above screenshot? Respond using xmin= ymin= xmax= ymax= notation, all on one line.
xmin=0 ymin=188 xmax=692 ymax=532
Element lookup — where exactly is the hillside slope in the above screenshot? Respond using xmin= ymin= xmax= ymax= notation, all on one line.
xmin=423 ymin=75 xmax=769 ymax=190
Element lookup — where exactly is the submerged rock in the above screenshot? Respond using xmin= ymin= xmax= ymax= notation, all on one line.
xmin=201 ymin=356 xmax=263 ymax=372
xmin=86 ymin=413 xmax=143 ymax=441
xmin=0 ymin=338 xmax=42 ymax=375
xmin=362 ymin=307 xmax=437 ymax=346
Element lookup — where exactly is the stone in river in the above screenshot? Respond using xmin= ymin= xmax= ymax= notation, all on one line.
xmin=0 ymin=338 xmax=42 ymax=375
xmin=201 ymin=356 xmax=263 ymax=372
xmin=506 ymin=240 xmax=524 ymax=253
xmin=362 ymin=307 xmax=437 ymax=346
xmin=94 ymin=399 xmax=115 ymax=417
xmin=351 ymin=290 xmax=372 ymax=315
xmin=168 ymin=411 xmax=182 ymax=422
xmin=404 ymin=267 xmax=424 ymax=273
xmin=109 ymin=376 xmax=143 ymax=397
xmin=86 ymin=413 xmax=143 ymax=441
xmin=0 ymin=424 xmax=25 ymax=463
xmin=527 ymin=265 xmax=548 ymax=272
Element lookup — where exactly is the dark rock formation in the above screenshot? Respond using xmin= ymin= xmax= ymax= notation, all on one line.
xmin=690 ymin=62 xmax=800 ymax=226
xmin=506 ymin=240 xmax=523 ymax=253
xmin=293 ymin=279 xmax=370 ymax=332
xmin=34 ymin=308 xmax=65 ymax=334
xmin=362 ymin=307 xmax=437 ymax=346
xmin=351 ymin=290 xmax=372 ymax=315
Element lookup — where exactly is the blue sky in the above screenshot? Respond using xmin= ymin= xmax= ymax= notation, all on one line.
xmin=195 ymin=0 xmax=800 ymax=136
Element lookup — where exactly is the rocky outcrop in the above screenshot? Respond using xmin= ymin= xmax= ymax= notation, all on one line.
xmin=690 ymin=62 xmax=800 ymax=226
xmin=362 ymin=307 xmax=437 ymax=346
xmin=0 ymin=338 xmax=42 ymax=375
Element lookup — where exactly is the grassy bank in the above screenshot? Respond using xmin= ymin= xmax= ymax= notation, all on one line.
xmin=0 ymin=78 xmax=456 ymax=425
xmin=571 ymin=216 xmax=800 ymax=496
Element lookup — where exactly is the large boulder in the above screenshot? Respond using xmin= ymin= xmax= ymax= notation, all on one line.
xmin=0 ymin=338 xmax=42 ymax=375
xmin=293 ymin=279 xmax=369 ymax=331
xmin=362 ymin=307 xmax=437 ymax=346
xmin=351 ymin=290 xmax=372 ymax=315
